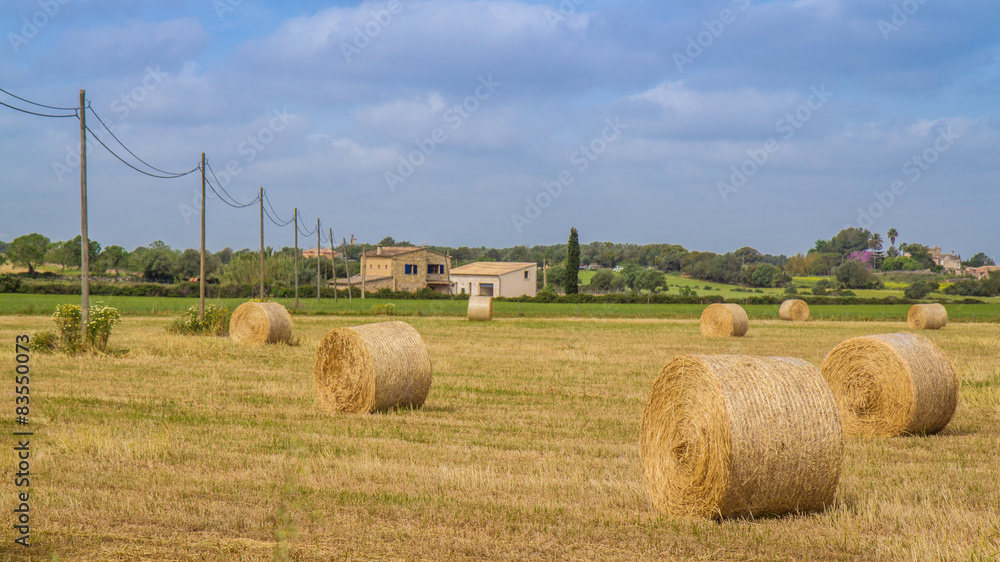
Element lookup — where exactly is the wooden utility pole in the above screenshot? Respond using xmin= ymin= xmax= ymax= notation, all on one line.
xmin=316 ymin=219 xmax=321 ymax=304
xmin=543 ymin=258 xmax=547 ymax=287
xmin=342 ymin=237 xmax=353 ymax=302
xmin=293 ymin=207 xmax=299 ymax=308
xmin=259 ymin=187 xmax=265 ymax=300
xmin=328 ymin=228 xmax=337 ymax=303
xmin=199 ymin=152 xmax=206 ymax=321
xmin=79 ymin=89 xmax=90 ymax=345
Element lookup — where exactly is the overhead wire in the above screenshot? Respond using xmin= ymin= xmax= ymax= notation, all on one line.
xmin=0 ymin=87 xmax=77 ymax=111
xmin=0 ymin=99 xmax=76 ymax=118
xmin=204 ymin=168 xmax=260 ymax=209
xmin=206 ymin=161 xmax=259 ymax=208
xmin=88 ymin=106 xmax=194 ymax=177
xmin=85 ymin=125 xmax=200 ymax=179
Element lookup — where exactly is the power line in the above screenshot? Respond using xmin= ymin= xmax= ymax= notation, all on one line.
xmin=206 ymin=161 xmax=258 ymax=208
xmin=84 ymin=125 xmax=200 ymax=179
xmin=262 ymin=199 xmax=294 ymax=227
xmin=262 ymin=190 xmax=293 ymax=226
xmin=88 ymin=106 xmax=194 ymax=177
xmin=0 ymin=87 xmax=77 ymax=111
xmin=296 ymin=213 xmax=317 ymax=238
xmin=0 ymin=99 xmax=76 ymax=118
xmin=204 ymin=170 xmax=259 ymax=209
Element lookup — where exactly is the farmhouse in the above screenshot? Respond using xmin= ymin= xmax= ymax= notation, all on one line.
xmin=450 ymin=262 xmax=537 ymax=298
xmin=331 ymin=245 xmax=452 ymax=294
xmin=967 ymin=265 xmax=1000 ymax=280
xmin=302 ymin=247 xmax=337 ymax=260
xmin=928 ymin=246 xmax=961 ymax=272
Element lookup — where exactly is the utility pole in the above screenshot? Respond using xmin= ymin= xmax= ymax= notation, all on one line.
xmin=79 ymin=89 xmax=89 ymax=345
xmin=543 ymin=258 xmax=547 ymax=287
xmin=199 ymin=152 xmax=206 ymax=321
xmin=259 ymin=187 xmax=264 ymax=300
xmin=342 ymin=237 xmax=353 ymax=302
xmin=329 ymin=228 xmax=337 ymax=303
xmin=293 ymin=207 xmax=299 ymax=308
xmin=316 ymin=219 xmax=321 ymax=304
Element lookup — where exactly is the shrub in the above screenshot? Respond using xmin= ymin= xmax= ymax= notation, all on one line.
xmin=784 ymin=285 xmax=799 ymax=295
xmin=27 ymin=329 xmax=59 ymax=353
xmin=51 ymin=302 xmax=121 ymax=352
xmin=904 ymin=281 xmax=932 ymax=300
xmin=370 ymin=303 xmax=396 ymax=316
xmin=169 ymin=304 xmax=231 ymax=336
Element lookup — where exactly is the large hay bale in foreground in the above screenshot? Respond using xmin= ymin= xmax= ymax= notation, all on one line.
xmin=229 ymin=302 xmax=292 ymax=345
xmin=641 ymin=355 xmax=843 ymax=519
xmin=700 ymin=303 xmax=749 ymax=338
xmin=820 ymin=333 xmax=959 ymax=437
xmin=907 ymin=303 xmax=947 ymax=330
xmin=779 ymin=299 xmax=810 ymax=322
xmin=468 ymin=296 xmax=493 ymax=321
xmin=314 ymin=321 xmax=432 ymax=414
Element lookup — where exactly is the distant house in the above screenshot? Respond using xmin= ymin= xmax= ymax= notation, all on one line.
xmin=929 ymin=246 xmax=961 ymax=272
xmin=330 ymin=245 xmax=452 ymax=294
xmin=450 ymin=262 xmax=537 ymax=298
xmin=302 ymin=247 xmax=338 ymax=260
xmin=967 ymin=265 xmax=1000 ymax=280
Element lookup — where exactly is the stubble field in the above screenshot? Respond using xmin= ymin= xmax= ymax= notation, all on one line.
xmin=1 ymin=315 xmax=998 ymax=560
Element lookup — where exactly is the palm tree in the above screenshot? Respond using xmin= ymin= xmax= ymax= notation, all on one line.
xmin=869 ymin=233 xmax=883 ymax=252
xmin=887 ymin=228 xmax=898 ymax=248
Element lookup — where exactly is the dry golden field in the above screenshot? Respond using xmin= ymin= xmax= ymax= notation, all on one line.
xmin=1 ymin=315 xmax=998 ymax=561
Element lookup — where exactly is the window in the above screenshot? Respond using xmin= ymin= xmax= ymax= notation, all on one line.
xmin=480 ymin=283 xmax=494 ymax=297
xmin=524 ymin=271 xmax=529 ymax=279
xmin=428 ymin=264 xmax=444 ymax=274
xmin=404 ymin=264 xmax=418 ymax=275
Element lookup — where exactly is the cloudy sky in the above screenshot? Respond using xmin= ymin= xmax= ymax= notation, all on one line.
xmin=1 ymin=0 xmax=997 ymax=259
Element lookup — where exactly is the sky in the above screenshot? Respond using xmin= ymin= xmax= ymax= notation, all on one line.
xmin=1 ymin=0 xmax=997 ymax=260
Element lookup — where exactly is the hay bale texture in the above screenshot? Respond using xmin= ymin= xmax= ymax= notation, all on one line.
xmin=820 ymin=333 xmax=959 ymax=437
xmin=314 ymin=321 xmax=432 ymax=414
xmin=779 ymin=299 xmax=810 ymax=322
xmin=700 ymin=303 xmax=749 ymax=338
xmin=907 ymin=303 xmax=947 ymax=330
xmin=229 ymin=302 xmax=292 ymax=345
xmin=640 ymin=355 xmax=843 ymax=519
xmin=467 ymin=296 xmax=493 ymax=321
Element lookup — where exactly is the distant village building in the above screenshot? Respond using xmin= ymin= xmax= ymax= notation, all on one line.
xmin=928 ymin=246 xmax=962 ymax=272
xmin=330 ymin=245 xmax=452 ymax=294
xmin=449 ymin=262 xmax=537 ymax=298
xmin=967 ymin=265 xmax=1000 ymax=280
xmin=302 ymin=247 xmax=337 ymax=260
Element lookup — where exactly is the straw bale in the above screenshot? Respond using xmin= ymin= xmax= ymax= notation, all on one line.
xmin=700 ymin=303 xmax=749 ymax=338
xmin=779 ymin=299 xmax=810 ymax=322
xmin=314 ymin=321 xmax=432 ymax=414
xmin=907 ymin=303 xmax=947 ymax=330
xmin=229 ymin=302 xmax=292 ymax=345
xmin=468 ymin=296 xmax=493 ymax=321
xmin=820 ymin=332 xmax=959 ymax=437
xmin=641 ymin=355 xmax=843 ymax=519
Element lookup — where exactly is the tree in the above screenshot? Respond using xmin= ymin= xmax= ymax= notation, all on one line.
xmin=589 ymin=269 xmax=615 ymax=293
xmin=564 ymin=227 xmax=580 ymax=294
xmin=887 ymin=228 xmax=898 ymax=248
xmin=139 ymin=241 xmax=177 ymax=282
xmin=546 ymin=264 xmax=565 ymax=291
xmin=868 ymin=233 xmax=884 ymax=270
xmin=378 ymin=236 xmax=396 ymax=246
xmin=636 ymin=269 xmax=667 ymax=293
xmin=904 ymin=281 xmax=932 ymax=300
xmin=61 ymin=235 xmax=102 ymax=270
xmin=963 ymin=252 xmax=995 ymax=268
xmin=8 ymin=233 xmax=50 ymax=274
xmin=101 ymin=246 xmax=128 ymax=280
xmin=836 ymin=260 xmax=878 ymax=289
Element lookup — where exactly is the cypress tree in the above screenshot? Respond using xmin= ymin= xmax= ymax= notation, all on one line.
xmin=564 ymin=227 xmax=580 ymax=294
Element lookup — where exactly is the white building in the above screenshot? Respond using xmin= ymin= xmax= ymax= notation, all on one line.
xmin=449 ymin=262 xmax=537 ymax=298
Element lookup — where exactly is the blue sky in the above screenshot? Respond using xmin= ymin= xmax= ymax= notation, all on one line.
xmin=1 ymin=0 xmax=997 ymax=260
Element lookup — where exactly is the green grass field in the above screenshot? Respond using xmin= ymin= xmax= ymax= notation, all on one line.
xmin=4 ymin=293 xmax=1000 ymax=323
xmin=1 ymin=314 xmax=997 ymax=560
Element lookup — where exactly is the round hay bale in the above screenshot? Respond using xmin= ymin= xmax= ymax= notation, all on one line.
xmin=641 ymin=355 xmax=843 ymax=519
xmin=699 ymin=303 xmax=748 ymax=338
xmin=314 ymin=321 xmax=432 ymax=414
xmin=779 ymin=299 xmax=810 ymax=322
xmin=229 ymin=302 xmax=292 ymax=345
xmin=820 ymin=333 xmax=959 ymax=437
xmin=907 ymin=303 xmax=947 ymax=330
xmin=468 ymin=295 xmax=493 ymax=321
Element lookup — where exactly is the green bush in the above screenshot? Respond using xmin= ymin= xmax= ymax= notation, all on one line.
xmin=169 ymin=304 xmax=230 ymax=336
xmin=904 ymin=281 xmax=932 ymax=300
xmin=27 ymin=329 xmax=59 ymax=353
xmin=370 ymin=303 xmax=396 ymax=316
xmin=51 ymin=302 xmax=121 ymax=352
